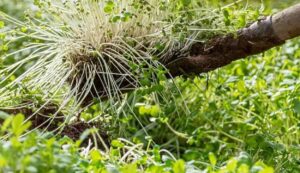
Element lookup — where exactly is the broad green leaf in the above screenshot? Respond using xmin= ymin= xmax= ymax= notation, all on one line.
xmin=104 ymin=1 xmax=115 ymax=13
xmin=0 ymin=21 xmax=4 ymax=29
xmin=90 ymin=149 xmax=103 ymax=162
xmin=238 ymin=164 xmax=249 ymax=173
xmin=208 ymin=152 xmax=217 ymax=166
xmin=12 ymin=114 xmax=25 ymax=134
xmin=120 ymin=163 xmax=137 ymax=173
xmin=259 ymin=167 xmax=274 ymax=173
xmin=173 ymin=160 xmax=186 ymax=173
xmin=0 ymin=155 xmax=7 ymax=168
xmin=150 ymin=105 xmax=161 ymax=117
xmin=226 ymin=158 xmax=238 ymax=172
xmin=111 ymin=140 xmax=124 ymax=148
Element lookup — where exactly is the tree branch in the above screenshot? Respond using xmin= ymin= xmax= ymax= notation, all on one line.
xmin=165 ymin=3 xmax=300 ymax=77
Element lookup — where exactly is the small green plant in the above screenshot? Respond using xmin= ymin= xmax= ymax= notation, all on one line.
xmin=0 ymin=114 xmax=276 ymax=173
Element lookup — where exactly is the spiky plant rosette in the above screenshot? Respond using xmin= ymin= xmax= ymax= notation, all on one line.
xmin=0 ymin=0 xmax=237 ymax=138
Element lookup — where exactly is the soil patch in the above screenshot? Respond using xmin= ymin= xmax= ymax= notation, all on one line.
xmin=0 ymin=102 xmax=110 ymax=148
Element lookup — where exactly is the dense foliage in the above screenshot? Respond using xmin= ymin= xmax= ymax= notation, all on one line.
xmin=0 ymin=0 xmax=299 ymax=173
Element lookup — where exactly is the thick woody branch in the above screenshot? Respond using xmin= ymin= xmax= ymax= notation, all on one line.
xmin=79 ymin=3 xmax=300 ymax=103
xmin=165 ymin=3 xmax=300 ymax=77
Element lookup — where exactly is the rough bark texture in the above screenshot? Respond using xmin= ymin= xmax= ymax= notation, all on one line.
xmin=165 ymin=3 xmax=300 ymax=77
xmin=273 ymin=3 xmax=300 ymax=40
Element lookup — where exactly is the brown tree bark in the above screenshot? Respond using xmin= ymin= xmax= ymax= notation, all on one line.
xmin=165 ymin=3 xmax=300 ymax=77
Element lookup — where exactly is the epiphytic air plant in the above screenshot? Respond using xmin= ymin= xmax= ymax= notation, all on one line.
xmin=0 ymin=0 xmax=231 ymax=124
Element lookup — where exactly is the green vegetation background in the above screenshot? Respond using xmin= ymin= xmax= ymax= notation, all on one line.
xmin=0 ymin=0 xmax=299 ymax=173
